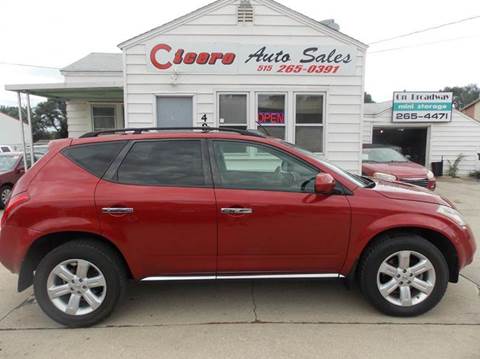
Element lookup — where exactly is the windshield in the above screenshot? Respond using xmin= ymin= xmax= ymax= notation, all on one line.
xmin=280 ymin=140 xmax=371 ymax=188
xmin=363 ymin=147 xmax=408 ymax=163
xmin=0 ymin=155 xmax=20 ymax=172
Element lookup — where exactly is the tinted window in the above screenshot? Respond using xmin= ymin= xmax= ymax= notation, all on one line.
xmin=213 ymin=141 xmax=318 ymax=192
xmin=63 ymin=141 xmax=127 ymax=178
xmin=117 ymin=140 xmax=206 ymax=187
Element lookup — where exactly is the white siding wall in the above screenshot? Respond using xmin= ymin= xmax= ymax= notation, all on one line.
xmin=123 ymin=0 xmax=366 ymax=173
xmin=66 ymin=101 xmax=91 ymax=138
xmin=362 ymin=109 xmax=480 ymax=176
xmin=66 ymin=101 xmax=124 ymax=138
xmin=0 ymin=113 xmax=31 ymax=150
xmin=63 ymin=72 xmax=123 ymax=84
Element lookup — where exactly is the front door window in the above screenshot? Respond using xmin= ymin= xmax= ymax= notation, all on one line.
xmin=212 ymin=140 xmax=318 ymax=192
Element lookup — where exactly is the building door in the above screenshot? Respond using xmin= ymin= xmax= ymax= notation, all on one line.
xmin=373 ymin=127 xmax=428 ymax=165
xmin=156 ymin=96 xmax=193 ymax=127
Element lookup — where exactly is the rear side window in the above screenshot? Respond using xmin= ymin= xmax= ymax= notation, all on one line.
xmin=63 ymin=141 xmax=127 ymax=178
xmin=116 ymin=140 xmax=206 ymax=187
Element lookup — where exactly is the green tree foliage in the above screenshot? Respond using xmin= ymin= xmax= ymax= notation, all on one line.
xmin=0 ymin=99 xmax=68 ymax=141
xmin=441 ymin=84 xmax=480 ymax=109
xmin=364 ymin=92 xmax=375 ymax=104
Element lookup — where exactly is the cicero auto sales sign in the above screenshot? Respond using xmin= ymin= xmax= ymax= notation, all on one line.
xmin=147 ymin=42 xmax=357 ymax=75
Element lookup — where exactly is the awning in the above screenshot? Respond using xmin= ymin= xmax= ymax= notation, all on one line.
xmin=5 ymin=81 xmax=123 ymax=100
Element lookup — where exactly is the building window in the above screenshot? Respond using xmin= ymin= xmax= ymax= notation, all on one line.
xmin=218 ymin=94 xmax=248 ymax=130
xmin=257 ymin=94 xmax=286 ymax=139
xmin=295 ymin=94 xmax=324 ymax=152
xmin=92 ymin=105 xmax=116 ymax=131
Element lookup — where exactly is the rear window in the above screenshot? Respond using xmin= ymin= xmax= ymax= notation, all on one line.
xmin=63 ymin=141 xmax=127 ymax=178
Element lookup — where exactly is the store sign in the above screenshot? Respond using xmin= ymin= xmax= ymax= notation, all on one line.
xmin=147 ymin=42 xmax=357 ymax=75
xmin=258 ymin=112 xmax=285 ymax=124
xmin=392 ymin=91 xmax=453 ymax=123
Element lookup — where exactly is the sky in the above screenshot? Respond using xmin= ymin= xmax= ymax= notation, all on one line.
xmin=0 ymin=0 xmax=479 ymax=107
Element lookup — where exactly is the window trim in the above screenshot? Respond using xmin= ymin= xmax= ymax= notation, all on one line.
xmin=216 ymin=92 xmax=249 ymax=128
xmin=293 ymin=93 xmax=325 ymax=154
xmin=90 ymin=103 xmax=123 ymax=132
xmin=103 ymin=138 xmax=213 ymax=189
xmin=208 ymin=139 xmax=321 ymax=194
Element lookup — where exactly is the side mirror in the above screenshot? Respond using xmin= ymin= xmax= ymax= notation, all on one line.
xmin=315 ymin=173 xmax=336 ymax=194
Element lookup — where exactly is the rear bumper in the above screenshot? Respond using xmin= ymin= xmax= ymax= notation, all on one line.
xmin=0 ymin=224 xmax=39 ymax=274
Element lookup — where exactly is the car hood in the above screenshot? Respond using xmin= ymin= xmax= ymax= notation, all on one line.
xmin=372 ymin=180 xmax=451 ymax=206
xmin=362 ymin=161 xmax=428 ymax=178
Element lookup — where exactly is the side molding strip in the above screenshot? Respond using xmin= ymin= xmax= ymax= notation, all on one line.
xmin=141 ymin=273 xmax=343 ymax=281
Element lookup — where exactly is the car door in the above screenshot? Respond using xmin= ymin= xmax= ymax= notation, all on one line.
xmin=211 ymin=140 xmax=351 ymax=274
xmin=95 ymin=138 xmax=217 ymax=279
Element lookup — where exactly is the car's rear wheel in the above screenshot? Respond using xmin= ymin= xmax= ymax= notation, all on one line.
xmin=359 ymin=234 xmax=449 ymax=316
xmin=0 ymin=185 xmax=12 ymax=209
xmin=34 ymin=240 xmax=126 ymax=327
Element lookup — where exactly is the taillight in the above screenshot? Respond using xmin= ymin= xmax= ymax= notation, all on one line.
xmin=1 ymin=192 xmax=30 ymax=226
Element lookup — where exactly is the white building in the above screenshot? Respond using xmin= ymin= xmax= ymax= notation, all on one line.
xmin=6 ymin=0 xmax=480 ymax=175
xmin=7 ymin=0 xmax=367 ymax=174
xmin=364 ymin=102 xmax=480 ymax=176
xmin=0 ymin=112 xmax=31 ymax=151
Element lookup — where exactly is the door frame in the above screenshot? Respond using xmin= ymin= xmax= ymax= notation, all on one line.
xmin=153 ymin=93 xmax=197 ymax=127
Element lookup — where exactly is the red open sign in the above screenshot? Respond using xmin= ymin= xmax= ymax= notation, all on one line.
xmin=258 ymin=112 xmax=285 ymax=124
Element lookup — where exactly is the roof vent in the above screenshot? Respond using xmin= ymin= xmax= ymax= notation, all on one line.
xmin=238 ymin=0 xmax=254 ymax=23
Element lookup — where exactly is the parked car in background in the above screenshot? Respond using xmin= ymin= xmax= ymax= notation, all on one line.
xmin=362 ymin=144 xmax=436 ymax=190
xmin=0 ymin=145 xmax=13 ymax=153
xmin=0 ymin=152 xmax=25 ymax=208
xmin=34 ymin=145 xmax=49 ymax=159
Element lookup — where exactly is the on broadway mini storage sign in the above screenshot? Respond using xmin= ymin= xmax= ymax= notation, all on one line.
xmin=147 ymin=42 xmax=357 ymax=75
xmin=392 ymin=91 xmax=453 ymax=123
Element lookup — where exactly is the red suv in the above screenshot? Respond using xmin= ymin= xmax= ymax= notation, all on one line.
xmin=0 ymin=128 xmax=476 ymax=327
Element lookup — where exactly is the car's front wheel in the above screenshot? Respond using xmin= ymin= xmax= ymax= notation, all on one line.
xmin=359 ymin=234 xmax=449 ymax=316
xmin=33 ymin=240 xmax=126 ymax=327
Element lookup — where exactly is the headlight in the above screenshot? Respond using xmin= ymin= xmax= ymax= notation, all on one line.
xmin=427 ymin=170 xmax=435 ymax=180
xmin=437 ymin=205 xmax=466 ymax=226
xmin=373 ymin=172 xmax=397 ymax=182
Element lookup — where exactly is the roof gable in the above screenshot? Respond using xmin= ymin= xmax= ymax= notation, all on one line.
xmin=461 ymin=97 xmax=480 ymax=111
xmin=118 ymin=0 xmax=367 ymax=49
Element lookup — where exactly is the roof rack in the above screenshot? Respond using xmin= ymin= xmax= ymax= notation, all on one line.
xmin=79 ymin=126 xmax=266 ymax=138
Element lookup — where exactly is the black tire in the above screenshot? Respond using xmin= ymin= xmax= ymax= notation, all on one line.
xmin=359 ymin=233 xmax=449 ymax=317
xmin=33 ymin=240 xmax=127 ymax=327
xmin=0 ymin=185 xmax=13 ymax=209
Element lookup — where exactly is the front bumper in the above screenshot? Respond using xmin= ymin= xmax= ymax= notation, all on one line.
xmin=457 ymin=225 xmax=477 ymax=270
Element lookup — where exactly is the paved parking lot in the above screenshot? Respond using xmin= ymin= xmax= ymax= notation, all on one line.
xmin=0 ymin=178 xmax=479 ymax=358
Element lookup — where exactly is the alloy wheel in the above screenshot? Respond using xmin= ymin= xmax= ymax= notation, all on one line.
xmin=1 ymin=187 xmax=11 ymax=206
xmin=46 ymin=259 xmax=107 ymax=316
xmin=376 ymin=250 xmax=436 ymax=307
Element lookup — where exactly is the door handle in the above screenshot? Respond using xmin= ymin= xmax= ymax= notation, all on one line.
xmin=102 ymin=207 xmax=134 ymax=215
xmin=221 ymin=208 xmax=253 ymax=215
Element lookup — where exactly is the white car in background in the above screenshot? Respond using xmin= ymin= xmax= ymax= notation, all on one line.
xmin=0 ymin=145 xmax=13 ymax=153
